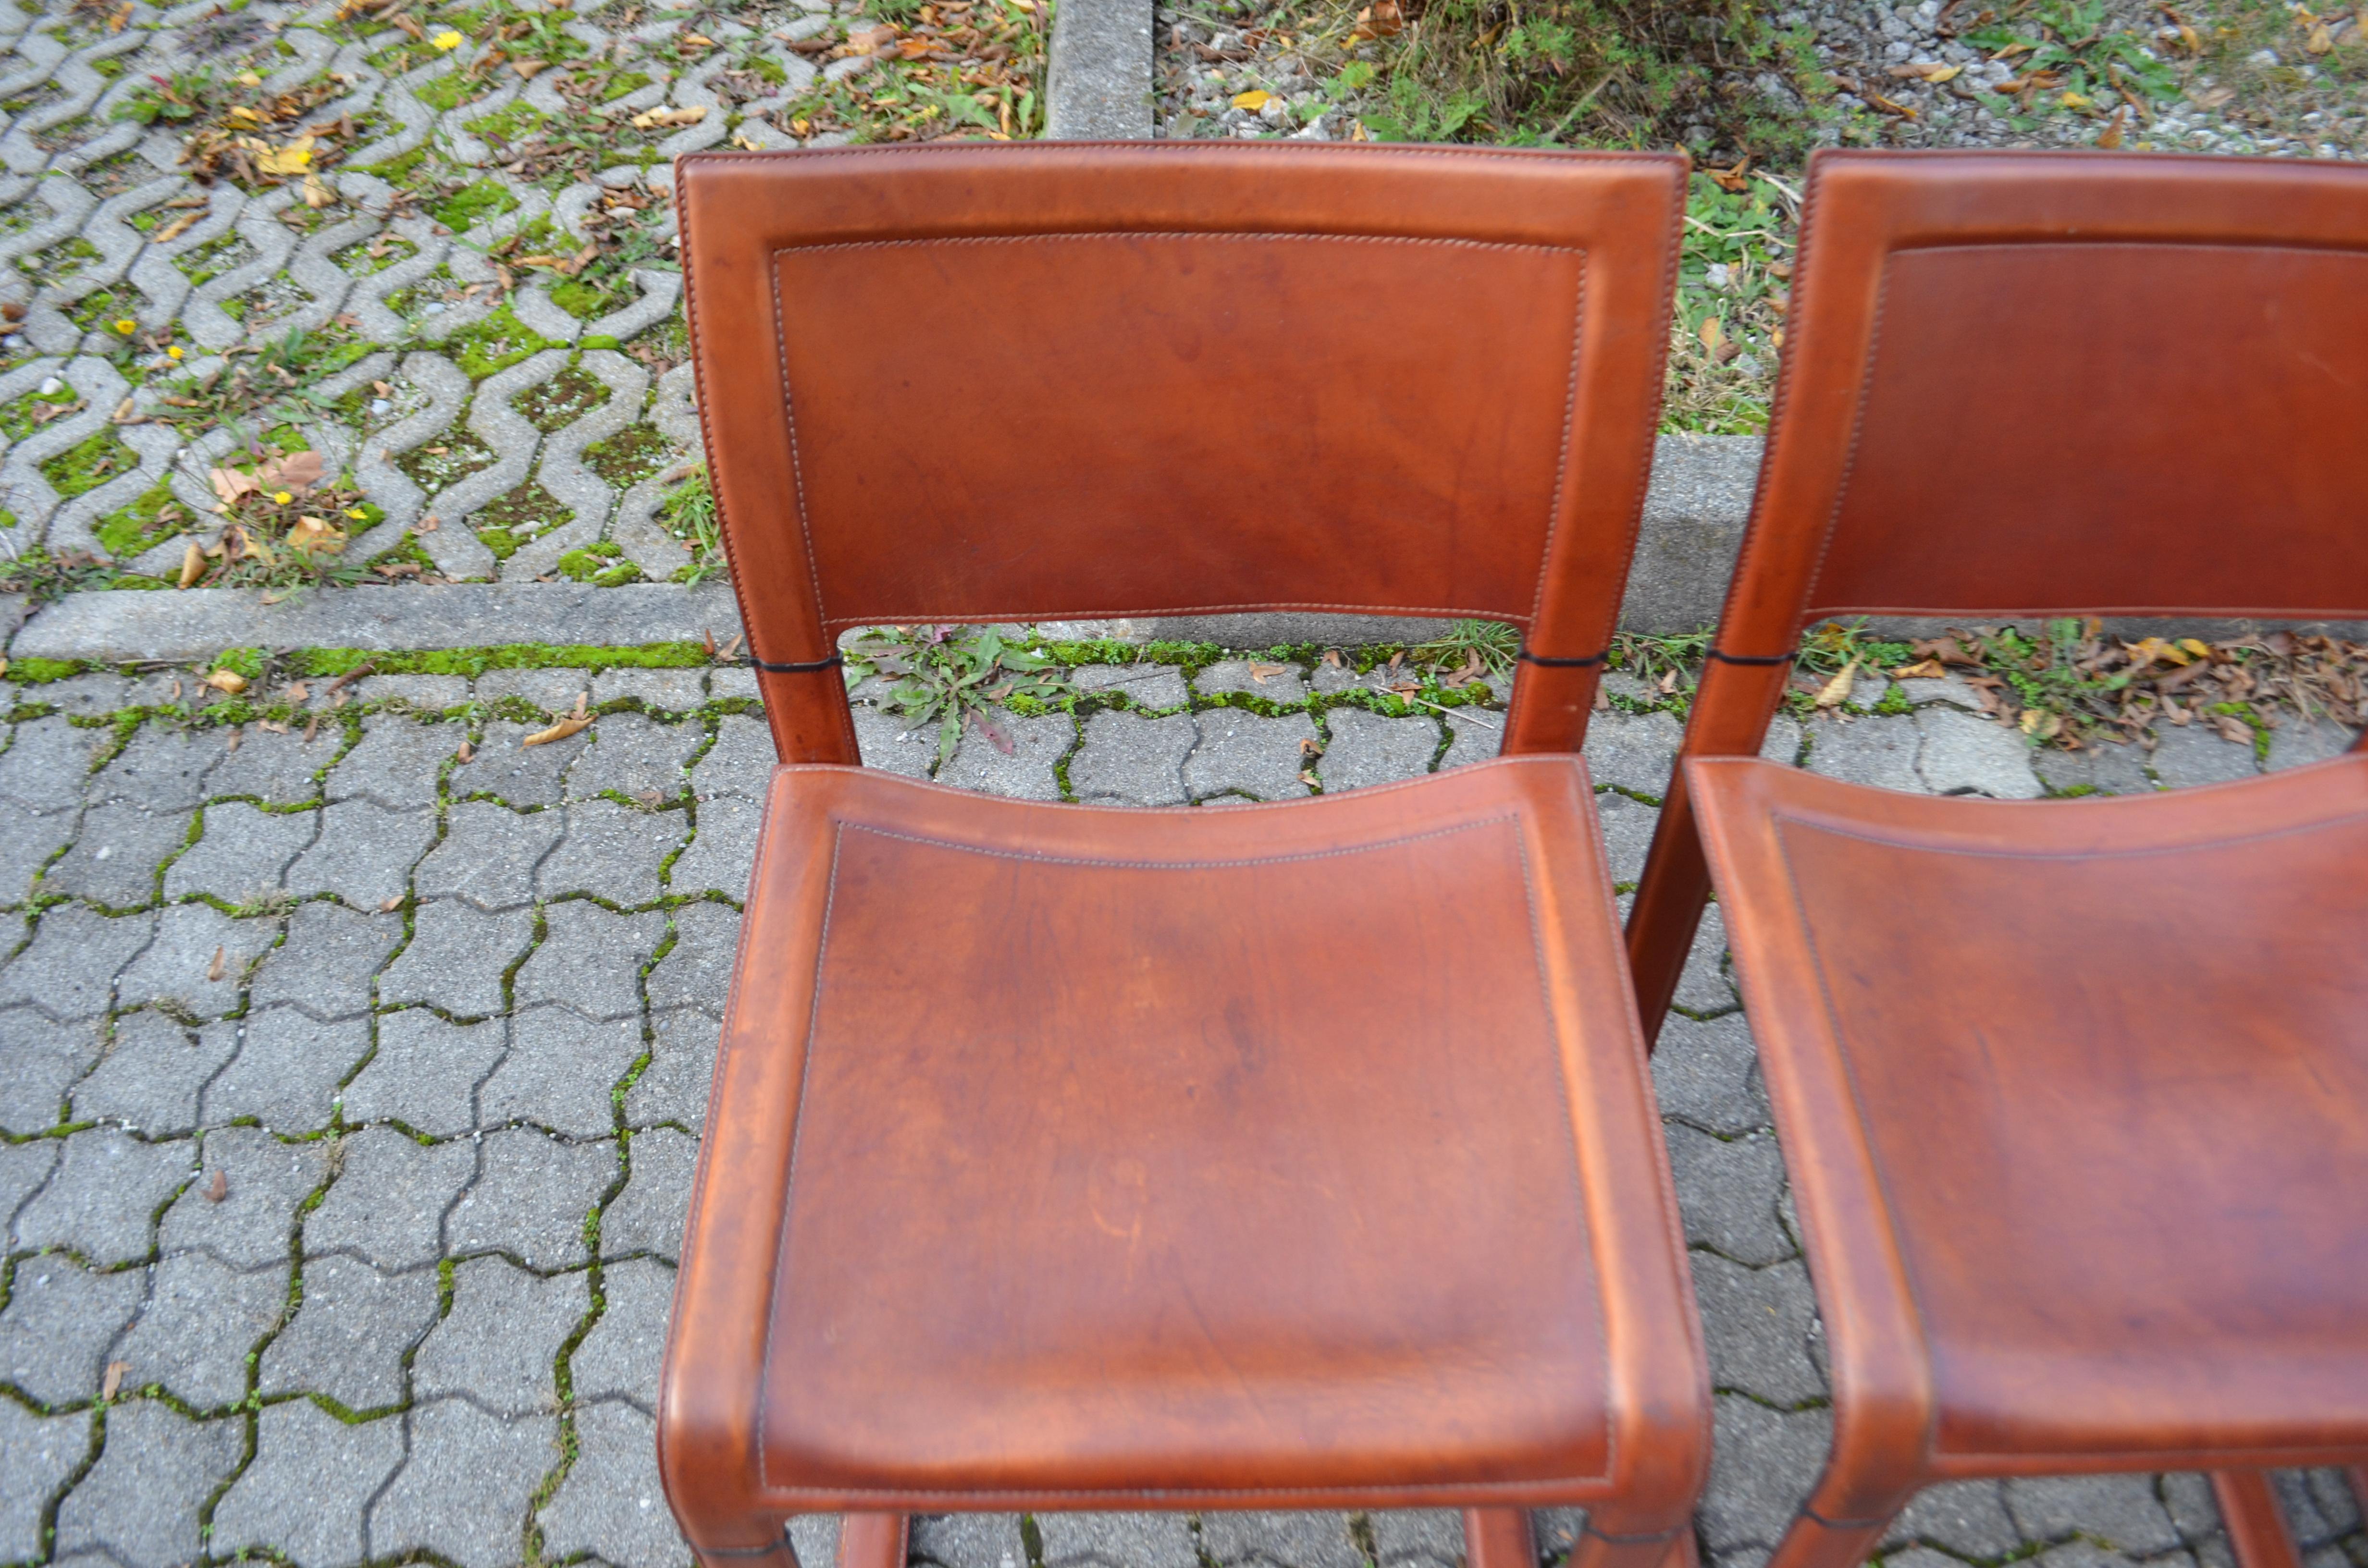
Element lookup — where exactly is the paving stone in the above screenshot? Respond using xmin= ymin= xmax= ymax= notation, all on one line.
xmin=1072 ymin=662 xmax=1190 ymax=710
xmin=791 ymin=1514 xmax=846 ymax=1568
xmin=1368 ymin=1511 xmax=1463 ymax=1568
xmin=1437 ymin=706 xmax=1504 ymax=770
xmin=536 ymin=799 xmax=687 ymax=904
xmin=710 ymin=666 xmax=766 ymax=705
xmin=515 ymin=900 xmax=666 ymax=1020
xmin=1195 ymin=659 xmax=1311 ymax=704
xmin=1915 ymin=709 xmax=2045 ymax=798
xmin=113 ymin=1251 xmax=287 ymax=1409
xmin=0 ymin=804 xmax=73 ymax=905
xmin=160 ymin=1125 xmax=329 ymax=1268
xmin=647 ymin=901 xmax=740 ymax=1015
xmin=1583 ymin=709 xmax=1684 ymax=798
xmin=852 ymin=704 xmax=941 ymax=778
xmin=915 ymin=1513 xmax=1026 ymax=1568
xmin=1317 ymin=707 xmax=1437 ymax=792
xmin=692 ymin=712 xmax=776 ymax=799
xmin=0 ymin=1253 xmax=147 ymax=1406
xmin=2289 ymin=1470 xmax=2362 ymax=1542
xmin=939 ymin=710 xmax=1073 ymax=801
xmin=0 ymin=717 xmax=101 ymax=813
xmin=0 ymin=1137 xmax=59 ymax=1231
xmin=482 ymin=1004 xmax=645 ymax=1135
xmin=2025 ymin=1541 xmax=2193 ymax=1568
xmin=73 ymin=1013 xmax=235 ymax=1133
xmin=285 ymin=800 xmax=440 ymax=908
xmin=13 ymin=1127 xmax=194 ymax=1265
xmin=1532 ymin=1508 xmax=1587 ymax=1560
xmin=1198 ymin=1512 xmax=1363 ymax=1568
xmin=1760 ymin=713 xmax=1805 ymax=767
xmin=2265 ymin=718 xmax=2359 ymax=772
xmin=1665 ymin=1125 xmax=1792 ymax=1266
xmin=1652 ymin=1012 xmax=1770 ymax=1136
xmin=207 ymin=724 xmax=336 ymax=803
xmin=52 ymin=1398 xmax=242 ymax=1568
xmin=1184 ymin=710 xmax=1318 ymax=802
xmin=1070 ymin=710 xmax=1196 ymax=806
xmin=161 ymin=800 xmax=318 ymax=901
xmin=540 ymin=1400 xmax=689 ymax=1568
xmin=378 ymin=901 xmax=537 ymax=1016
xmin=604 ymin=1126 xmax=695 ymax=1262
xmin=570 ymin=710 xmax=701 ymax=800
xmin=447 ymin=1127 xmax=615 ymax=1269
xmin=114 ymin=902 xmax=278 ymax=1019
xmin=629 ymin=1007 xmax=719 ymax=1132
xmin=0 ymin=1004 xmax=107 ymax=1130
xmin=2006 ymin=1475 xmax=2184 ymax=1553
xmin=2032 ymin=739 xmax=2154 ymax=797
xmin=1880 ymin=1480 xmax=2023 ymax=1558
xmin=1804 ymin=715 xmax=1924 ymax=793
xmin=1038 ymin=1511 xmax=1201 ymax=1568
xmin=44 ymin=801 xmax=189 ymax=906
xmin=259 ymin=1255 xmax=442 ymax=1412
xmin=593 ymin=667 xmax=710 ymax=712
xmin=671 ymin=791 xmax=761 ymax=897
xmin=1697 ymin=1395 xmax=1832 ymax=1552
xmin=369 ymin=1397 xmax=559 ymax=1568
xmin=211 ymin=1398 xmax=407 ymax=1568
xmin=1 ymin=906 xmax=154 ymax=1029
xmin=0 ymin=1399 xmax=86 ymax=1559
xmin=202 ymin=1008 xmax=372 ymax=1132
xmin=1692 ymin=1253 xmax=1822 ymax=1407
xmin=469 ymin=719 xmax=587 ymax=806
xmin=480 ymin=668 xmax=597 ymax=713
xmin=250 ymin=901 xmax=405 ymax=1019
xmin=415 ymin=800 xmax=565 ymax=908
xmin=1671 ymin=900 xmax=1737 ymax=1016
xmin=325 ymin=717 xmax=461 ymax=808
xmin=1592 ymin=788 xmax=1660 ymax=887
xmin=89 ymin=725 xmax=218 ymax=811
xmin=571 ymin=1255 xmax=672 ymax=1409
xmin=413 ymin=1255 xmax=587 ymax=1417
xmin=2146 ymin=722 xmax=2262 ymax=789
xmin=306 ymin=1127 xmax=476 ymax=1271
xmin=358 ymin=674 xmax=473 ymax=709
xmin=344 ymin=1010 xmax=507 ymax=1136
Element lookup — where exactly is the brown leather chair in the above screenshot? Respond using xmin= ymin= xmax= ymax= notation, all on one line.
xmin=659 ymin=144 xmax=1711 ymax=1568
xmin=1629 ymin=148 xmax=2368 ymax=1568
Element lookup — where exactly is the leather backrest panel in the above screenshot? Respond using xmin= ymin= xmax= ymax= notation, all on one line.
xmin=675 ymin=144 xmax=1686 ymax=666
xmin=1719 ymin=151 xmax=2368 ymax=654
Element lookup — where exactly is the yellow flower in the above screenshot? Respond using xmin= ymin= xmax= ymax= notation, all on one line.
xmin=273 ymin=490 xmax=293 ymax=504
xmin=166 ymin=345 xmax=183 ymax=360
xmin=113 ymin=318 xmax=136 ymax=334
xmin=345 ymin=508 xmax=367 ymax=519
xmin=431 ymin=27 xmax=463 ymax=48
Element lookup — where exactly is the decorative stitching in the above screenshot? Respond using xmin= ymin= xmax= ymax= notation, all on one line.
xmin=1770 ymin=795 xmax=2368 ymax=865
xmin=683 ymin=142 xmax=1684 ymax=169
xmin=839 ymin=811 xmax=1516 ymax=871
xmin=783 ymin=231 xmax=1580 ymax=257
xmin=819 ymin=601 xmax=1532 ymax=631
xmin=1523 ymin=253 xmax=1589 ymax=636
xmin=777 ymin=751 xmax=1579 ymax=814
xmin=769 ymin=263 xmax=832 ymax=644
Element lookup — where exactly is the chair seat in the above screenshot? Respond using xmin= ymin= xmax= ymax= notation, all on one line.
xmin=660 ymin=757 xmax=1706 ymax=1518
xmin=1689 ymin=754 xmax=2368 ymax=1470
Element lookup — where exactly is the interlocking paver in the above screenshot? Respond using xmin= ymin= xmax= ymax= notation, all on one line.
xmin=161 ymin=799 xmax=318 ymax=900
xmin=0 ymin=1137 xmax=59 ymax=1230
xmin=479 ymin=668 xmax=595 ymax=714
xmin=1198 ymin=1511 xmax=1364 ymax=1568
xmin=1195 ymin=660 xmax=1312 ymax=705
xmin=1693 ymin=1253 xmax=1822 ymax=1407
xmin=52 ymin=1398 xmax=242 ymax=1568
xmin=1666 ymin=1125 xmax=1794 ymax=1266
xmin=1883 ymin=1480 xmax=2024 ymax=1558
xmin=1068 ymin=710 xmax=1196 ymax=805
xmin=1039 ymin=1512 xmax=1202 ymax=1568
xmin=572 ymin=1255 xmax=672 ymax=1409
xmin=306 ymin=1126 xmax=477 ymax=1272
xmin=72 ymin=1012 xmax=235 ymax=1133
xmin=369 ymin=1397 xmax=558 ymax=1568
xmin=160 ymin=1125 xmax=329 ymax=1268
xmin=481 ymin=1004 xmax=645 ymax=1136
xmin=414 ymin=799 xmax=566 ymax=909
xmin=1073 ymin=663 xmax=1191 ymax=710
xmin=514 ymin=901 xmax=666 ymax=1020
xmin=2006 ymin=1475 xmax=2185 ymax=1554
xmin=1316 ymin=707 xmax=1437 ymax=792
xmin=1583 ymin=708 xmax=1685 ymax=797
xmin=1593 ymin=787 xmax=1660 ymax=886
xmin=113 ymin=1251 xmax=288 ymax=1409
xmin=671 ymin=791 xmax=762 ymax=896
xmin=604 ymin=1126 xmax=695 ymax=1263
xmin=852 ymin=705 xmax=942 ymax=778
xmin=916 ymin=1512 xmax=1028 ymax=1568
xmin=1652 ymin=1012 xmax=1771 ymax=1136
xmin=344 ymin=1009 xmax=507 ymax=1137
xmin=1916 ymin=708 xmax=2045 ymax=798
xmin=2267 ymin=719 xmax=2360 ymax=771
xmin=113 ymin=901 xmax=276 ymax=1019
xmin=470 ymin=719 xmax=586 ymax=806
xmin=211 ymin=1397 xmax=407 ymax=1568
xmin=0 ymin=803 xmax=72 ymax=904
xmin=937 ymin=711 xmax=1074 ymax=801
xmin=413 ymin=1255 xmax=587 ymax=1417
xmin=1698 ymin=1395 xmax=1834 ymax=1554
xmin=536 ymin=799 xmax=686 ymax=904
xmin=259 ymin=1255 xmax=441 ymax=1412
xmin=377 ymin=900 xmax=536 ymax=1016
xmin=88 ymin=724 xmax=216 ymax=812
xmin=570 ymin=710 xmax=702 ymax=800
xmin=1806 ymin=713 xmax=1924 ymax=793
xmin=326 ymin=717 xmax=462 ymax=808
xmin=201 ymin=1006 xmax=372 ymax=1131
xmin=13 ymin=1126 xmax=193 ymax=1265
xmin=646 ymin=900 xmax=740 ymax=1015
xmin=0 ymin=717 xmax=100 ymax=813
xmin=2147 ymin=723 xmax=2263 ymax=789
xmin=692 ymin=712 xmax=776 ymax=799
xmin=207 ymin=724 xmax=336 ymax=803
xmin=43 ymin=800 xmax=189 ymax=906
xmin=1369 ymin=1511 xmax=1464 ymax=1568
xmin=286 ymin=800 xmax=440 ymax=908
xmin=541 ymin=1399 xmax=692 ymax=1568
xmin=0 ymin=1253 xmax=146 ymax=1407
xmin=629 ymin=1007 xmax=720 ymax=1132
xmin=447 ymin=1127 xmax=614 ymax=1269
xmin=594 ymin=667 xmax=710 ymax=711
xmin=0 ymin=1399 xmax=86 ymax=1559
xmin=248 ymin=900 xmax=405 ymax=1018
xmin=1185 ymin=710 xmax=1319 ymax=802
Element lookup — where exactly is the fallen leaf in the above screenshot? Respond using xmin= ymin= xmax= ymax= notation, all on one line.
xmin=1707 ymin=159 xmax=1750 ymax=192
xmin=523 ymin=713 xmax=592 ymax=747
xmin=102 ymin=1361 xmax=127 ymax=1398
xmin=286 ymin=682 xmax=309 ymax=702
xmin=157 ymin=209 xmax=202 ymax=243
xmin=381 ymin=895 xmax=403 ymax=911
xmin=1814 ymin=658 xmax=1858 ymax=709
xmin=208 ymin=945 xmax=226 ymax=982
xmin=2308 ymin=21 xmax=2334 ymax=49
xmin=301 ymin=172 xmax=335 ymax=208
xmin=2214 ymin=713 xmax=2254 ymax=743
xmin=1231 ymin=88 xmax=1274 ymax=110
xmin=290 ymin=514 xmax=348 ymax=555
xmin=456 ymin=739 xmax=475 ymax=763
xmin=1699 ymin=316 xmax=1725 ymax=352
xmin=2189 ymin=84 xmax=2234 ymax=107
xmin=510 ymin=56 xmax=549 ymax=76
xmin=254 ymin=135 xmax=315 ymax=175
xmin=1891 ymin=658 xmax=1947 ymax=680
xmin=205 ymin=668 xmax=248 ymax=695
xmin=629 ymin=104 xmax=707 ymax=129
xmin=210 ymin=467 xmax=260 ymax=504
xmin=2097 ymin=106 xmax=2125 ymax=147
xmin=259 ymin=449 xmax=325 ymax=493
xmin=177 ymin=541 xmax=206 ymax=588
xmin=204 ymin=1169 xmax=228 ymax=1203
xmin=2020 ymin=708 xmax=2063 ymax=740
xmin=1247 ymin=661 xmax=1285 ymax=683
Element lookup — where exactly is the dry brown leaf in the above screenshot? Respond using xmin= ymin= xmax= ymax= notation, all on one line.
xmin=157 ymin=209 xmax=202 ymax=243
xmin=523 ymin=713 xmax=592 ymax=747
xmin=177 ymin=540 xmax=207 ymax=588
xmin=511 ymin=56 xmax=549 ymax=76
xmin=381 ymin=895 xmax=402 ymax=911
xmin=456 ymin=738 xmax=475 ymax=763
xmin=205 ymin=668 xmax=248 ymax=695
xmin=207 ymin=945 xmax=227 ymax=982
xmin=1247 ymin=662 xmax=1285 ymax=684
xmin=1891 ymin=658 xmax=1947 ymax=680
xmin=1814 ymin=658 xmax=1859 ymax=709
xmin=102 ymin=1361 xmax=127 ymax=1399
xmin=204 ymin=1169 xmax=229 ymax=1203
xmin=301 ymin=172 xmax=335 ymax=208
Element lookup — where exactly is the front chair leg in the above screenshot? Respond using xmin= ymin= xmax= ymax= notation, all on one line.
xmin=839 ymin=1514 xmax=911 ymax=1568
xmin=1466 ymin=1509 xmax=1535 ymax=1568
xmin=1554 ymin=1510 xmax=1699 ymax=1568
xmin=2211 ymin=1473 xmax=2300 ymax=1568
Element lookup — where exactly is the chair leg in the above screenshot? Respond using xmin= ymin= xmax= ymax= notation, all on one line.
xmin=838 ymin=1514 xmax=911 ymax=1568
xmin=1465 ymin=1508 xmax=1535 ymax=1568
xmin=689 ymin=1526 xmax=801 ymax=1568
xmin=2211 ymin=1473 xmax=2301 ymax=1568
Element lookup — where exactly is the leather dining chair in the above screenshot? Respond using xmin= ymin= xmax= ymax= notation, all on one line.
xmin=658 ymin=143 xmax=1711 ymax=1568
xmin=1630 ymin=148 xmax=2368 ymax=1568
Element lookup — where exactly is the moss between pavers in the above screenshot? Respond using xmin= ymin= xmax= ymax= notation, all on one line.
xmin=93 ymin=480 xmax=184 ymax=559
xmin=290 ymin=642 xmax=715 ymax=679
xmin=40 ymin=428 xmax=136 ymax=501
xmin=444 ymin=302 xmax=554 ymax=380
xmin=581 ymin=423 xmax=672 ymax=490
xmin=428 ymin=177 xmax=519 ymax=234
xmin=515 ymin=362 xmax=606 ymax=433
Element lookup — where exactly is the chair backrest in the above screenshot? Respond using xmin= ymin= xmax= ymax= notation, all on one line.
xmin=675 ymin=143 xmax=1687 ymax=763
xmin=1626 ymin=149 xmax=2368 ymax=1039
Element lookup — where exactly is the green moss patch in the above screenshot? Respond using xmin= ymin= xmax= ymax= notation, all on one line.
xmin=444 ymin=303 xmax=553 ymax=380
xmin=94 ymin=481 xmax=188 ymax=559
xmin=395 ymin=429 xmax=498 ymax=493
xmin=429 ymin=178 xmax=519 ymax=234
xmin=516 ymin=363 xmax=607 ymax=433
xmin=40 ymin=429 xmax=134 ymax=501
xmin=291 ymin=642 xmax=713 ymax=679
xmin=473 ymin=478 xmax=571 ymax=548
xmin=582 ymin=423 xmax=674 ymax=490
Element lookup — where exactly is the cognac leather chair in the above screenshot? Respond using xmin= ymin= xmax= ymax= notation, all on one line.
xmin=660 ymin=144 xmax=1711 ymax=1568
xmin=1630 ymin=149 xmax=2368 ymax=1568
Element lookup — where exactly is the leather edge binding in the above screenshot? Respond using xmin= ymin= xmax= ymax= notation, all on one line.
xmin=752 ymin=652 xmax=846 ymax=674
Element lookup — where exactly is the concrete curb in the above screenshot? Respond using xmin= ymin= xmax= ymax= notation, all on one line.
xmin=7 ymin=438 xmax=1770 ymax=660
xmin=1044 ymin=0 xmax=1156 ymax=139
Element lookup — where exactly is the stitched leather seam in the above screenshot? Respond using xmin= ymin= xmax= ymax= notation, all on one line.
xmin=756 ymin=1478 xmax=1613 ymax=1503
xmin=754 ymin=817 xmax=850 ymax=1492
xmin=780 ymin=231 xmax=1581 ymax=257
xmin=1769 ymin=795 xmax=2368 ymax=864
xmin=687 ymin=143 xmax=1680 ymax=168
xmin=839 ymin=812 xmax=1515 ymax=871
xmin=777 ymin=752 xmax=1573 ymax=814
xmin=1521 ymin=248 xmax=1589 ymax=639
xmin=818 ymin=600 xmax=1532 ymax=630
xmin=1799 ymin=250 xmax=1887 ymax=642
xmin=769 ymin=262 xmax=833 ymax=645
